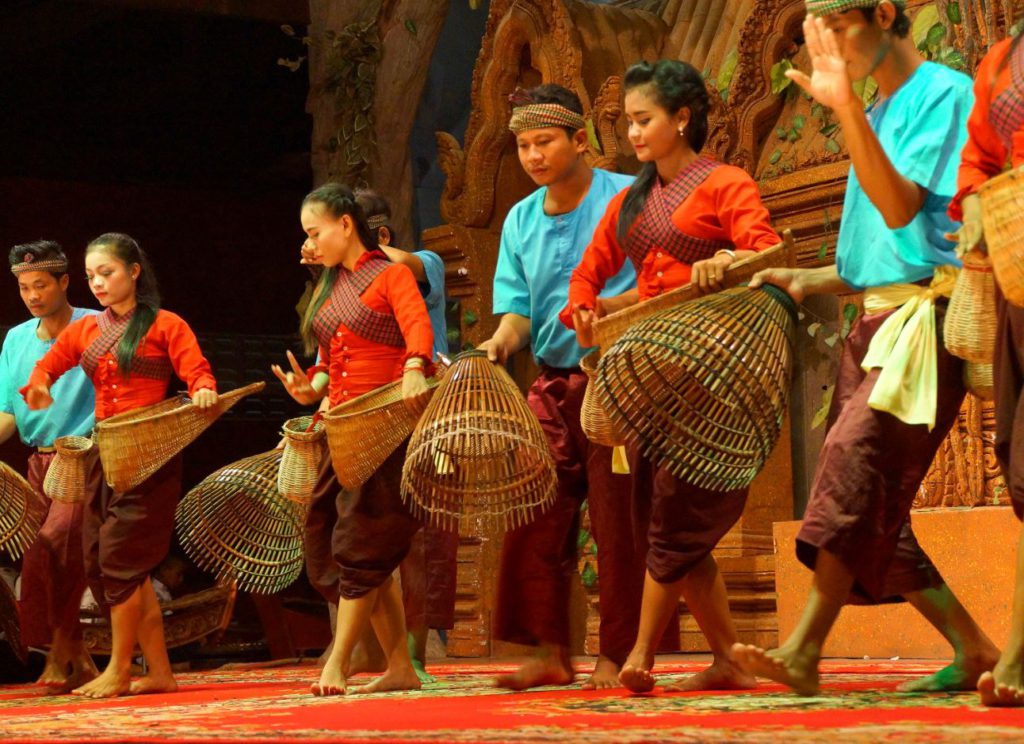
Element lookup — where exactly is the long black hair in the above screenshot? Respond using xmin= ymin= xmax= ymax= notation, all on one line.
xmin=299 ymin=182 xmax=379 ymax=355
xmin=86 ymin=233 xmax=160 ymax=375
xmin=616 ymin=60 xmax=710 ymax=246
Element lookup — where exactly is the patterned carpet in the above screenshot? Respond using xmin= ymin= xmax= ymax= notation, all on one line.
xmin=2 ymin=659 xmax=1023 ymax=742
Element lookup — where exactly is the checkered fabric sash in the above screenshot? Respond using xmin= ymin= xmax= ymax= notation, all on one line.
xmin=311 ymin=252 xmax=404 ymax=355
xmin=80 ymin=308 xmax=173 ymax=381
xmin=990 ymin=40 xmax=1024 ymax=151
xmin=624 ymin=157 xmax=733 ymax=271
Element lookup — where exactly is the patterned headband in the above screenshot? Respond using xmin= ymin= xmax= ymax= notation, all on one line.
xmin=804 ymin=0 xmax=903 ymax=15
xmin=11 ymin=253 xmax=68 ymax=275
xmin=509 ymin=103 xmax=586 ymax=135
xmin=366 ymin=214 xmax=389 ymax=231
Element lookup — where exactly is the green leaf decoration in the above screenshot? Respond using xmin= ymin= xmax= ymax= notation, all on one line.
xmin=947 ymin=1 xmax=962 ymax=24
xmin=819 ymin=123 xmax=839 ymax=137
xmin=818 ymin=242 xmax=829 ymax=260
xmin=718 ymin=48 xmax=739 ymax=95
xmin=843 ymin=302 xmax=859 ymax=324
xmin=577 ymin=529 xmax=590 ymax=549
xmin=776 ymin=127 xmax=788 ymax=140
xmin=925 ymin=22 xmax=947 ymax=49
xmin=769 ymin=149 xmax=782 ymax=165
xmin=825 ymin=138 xmax=841 ymax=154
xmin=792 ymin=114 xmax=806 ymax=130
xmin=811 ymin=385 xmax=835 ymax=430
xmin=585 ymin=119 xmax=601 ymax=153
xmin=462 ymin=310 xmax=478 ymax=326
xmin=581 ymin=562 xmax=598 ymax=589
xmin=404 ymin=19 xmax=417 ymax=35
xmin=912 ymin=5 xmax=940 ymax=48
xmin=770 ymin=59 xmax=794 ymax=95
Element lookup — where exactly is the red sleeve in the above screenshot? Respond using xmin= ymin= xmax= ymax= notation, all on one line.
xmin=712 ymin=167 xmax=780 ymax=252
xmin=159 ymin=311 xmax=217 ymax=395
xmin=950 ymin=40 xmax=1011 ymax=221
xmin=25 ymin=316 xmax=89 ymax=392
xmin=383 ymin=264 xmax=435 ymax=372
xmin=560 ymin=189 xmax=630 ymax=329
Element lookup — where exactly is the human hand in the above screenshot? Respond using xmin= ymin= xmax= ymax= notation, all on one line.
xmin=271 ymin=350 xmax=325 ymax=405
xmin=691 ymin=252 xmax=735 ymax=294
xmin=192 ymin=388 xmax=219 ymax=410
xmin=478 ymin=337 xmax=512 ymax=365
xmin=300 ymin=239 xmax=321 ymax=265
xmin=785 ymin=15 xmax=856 ymax=112
xmin=401 ymin=368 xmax=432 ymax=415
xmin=24 ymin=384 xmax=53 ymax=411
xmin=571 ymin=305 xmax=596 ymax=348
xmin=749 ymin=267 xmax=808 ymax=303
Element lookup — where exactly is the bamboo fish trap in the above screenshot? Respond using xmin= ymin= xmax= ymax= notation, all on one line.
xmin=277 ymin=415 xmax=325 ymax=505
xmin=323 ymin=376 xmax=441 ymax=491
xmin=95 ymin=381 xmax=265 ymax=492
xmin=579 ymin=350 xmax=625 ymax=447
xmin=401 ymin=350 xmax=557 ymax=535
xmin=42 ymin=435 xmax=95 ymax=504
xmin=0 ymin=461 xmax=43 ymax=560
xmin=175 ymin=449 xmax=304 ymax=594
xmin=980 ymin=165 xmax=1024 ymax=307
xmin=595 ymin=285 xmax=797 ymax=492
xmin=945 ymin=250 xmax=996 ymax=363
xmin=591 ymin=230 xmax=796 ymax=351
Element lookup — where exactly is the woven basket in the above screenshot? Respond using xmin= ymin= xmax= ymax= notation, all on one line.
xmin=980 ymin=165 xmax=1024 ymax=307
xmin=595 ymin=285 xmax=797 ymax=492
xmin=95 ymin=381 xmax=265 ymax=492
xmin=323 ymin=376 xmax=441 ymax=492
xmin=42 ymin=435 xmax=95 ymax=504
xmin=945 ymin=251 xmax=996 ymax=363
xmin=965 ymin=361 xmax=995 ymax=401
xmin=592 ymin=230 xmax=797 ymax=351
xmin=579 ymin=351 xmax=625 ymax=447
xmin=175 ymin=449 xmax=304 ymax=595
xmin=401 ymin=350 xmax=557 ymax=536
xmin=277 ymin=415 xmax=325 ymax=505
xmin=0 ymin=461 xmax=43 ymax=560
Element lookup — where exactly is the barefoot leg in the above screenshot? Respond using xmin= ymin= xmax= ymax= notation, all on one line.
xmin=494 ymin=644 xmax=574 ymax=691
xmin=313 ymin=587 xmax=379 ymax=696
xmin=129 ymin=579 xmax=178 ymax=695
xmin=581 ymin=656 xmax=621 ymax=690
xmin=980 ymin=527 xmax=1024 ymax=706
xmin=317 ymin=602 xmax=386 ymax=676
xmin=36 ymin=627 xmax=71 ymax=689
xmin=351 ymin=578 xmax=422 ymax=694
xmin=619 ymin=569 xmax=684 ymax=693
xmin=407 ymin=625 xmax=434 ymax=683
xmin=74 ymin=586 xmax=142 ymax=698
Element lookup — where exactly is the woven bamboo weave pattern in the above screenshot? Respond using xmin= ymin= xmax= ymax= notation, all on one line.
xmin=95 ymin=381 xmax=265 ymax=492
xmin=980 ymin=165 xmax=1024 ymax=307
xmin=591 ymin=231 xmax=796 ymax=351
xmin=946 ymin=251 xmax=997 ymax=363
xmin=323 ymin=376 xmax=440 ymax=491
xmin=965 ymin=361 xmax=994 ymax=401
xmin=595 ymin=285 xmax=797 ymax=492
xmin=175 ymin=449 xmax=304 ymax=594
xmin=401 ymin=350 xmax=557 ymax=535
xmin=277 ymin=415 xmax=325 ymax=505
xmin=42 ymin=435 xmax=95 ymax=504
xmin=0 ymin=461 xmax=43 ymax=560
xmin=579 ymin=351 xmax=625 ymax=447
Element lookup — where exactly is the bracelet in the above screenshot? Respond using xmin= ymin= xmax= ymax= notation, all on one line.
xmin=714 ymin=249 xmax=736 ymax=261
xmin=403 ymin=358 xmax=425 ymax=368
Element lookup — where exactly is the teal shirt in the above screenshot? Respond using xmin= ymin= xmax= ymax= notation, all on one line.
xmin=493 ymin=168 xmax=637 ymax=368
xmin=836 ymin=62 xmax=974 ymax=291
xmin=416 ymin=249 xmax=449 ymax=358
xmin=0 ymin=307 xmax=97 ymax=447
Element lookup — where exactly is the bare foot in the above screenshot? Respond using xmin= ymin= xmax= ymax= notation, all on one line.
xmin=664 ymin=656 xmax=757 ymax=692
xmin=66 ymin=648 xmax=99 ymax=691
xmin=618 ymin=648 xmax=655 ymax=693
xmin=350 ymin=665 xmax=422 ymax=694
xmin=130 ymin=673 xmax=178 ymax=695
xmin=36 ymin=650 xmax=70 ymax=689
xmin=311 ymin=664 xmax=348 ymax=696
xmin=495 ymin=649 xmax=574 ymax=691
xmin=978 ymin=663 xmax=1024 ymax=708
xmin=581 ymin=656 xmax=621 ymax=690
xmin=732 ymin=642 xmax=820 ymax=696
xmin=72 ymin=666 xmax=131 ymax=698
xmin=411 ymin=657 xmax=435 ymax=684
xmin=897 ymin=651 xmax=998 ymax=692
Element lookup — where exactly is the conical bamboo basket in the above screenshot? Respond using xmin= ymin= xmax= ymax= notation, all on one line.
xmin=175 ymin=449 xmax=304 ymax=595
xmin=595 ymin=285 xmax=797 ymax=492
xmin=401 ymin=350 xmax=557 ymax=535
xmin=980 ymin=165 xmax=1024 ymax=307
xmin=0 ymin=461 xmax=43 ymax=560
xmin=42 ymin=435 xmax=95 ymax=504
xmin=95 ymin=381 xmax=265 ymax=492
xmin=579 ymin=350 xmax=625 ymax=447
xmin=945 ymin=250 xmax=996 ymax=363
xmin=277 ymin=415 xmax=325 ymax=505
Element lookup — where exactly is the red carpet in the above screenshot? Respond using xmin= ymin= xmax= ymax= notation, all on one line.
xmin=2 ymin=659 xmax=1024 ymax=742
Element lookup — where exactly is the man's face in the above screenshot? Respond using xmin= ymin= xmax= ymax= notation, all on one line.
xmin=821 ymin=9 xmax=889 ymax=82
xmin=17 ymin=269 xmax=69 ymax=319
xmin=516 ymin=126 xmax=587 ymax=187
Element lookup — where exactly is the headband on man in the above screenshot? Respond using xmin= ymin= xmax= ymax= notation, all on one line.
xmin=804 ymin=0 xmax=903 ymax=15
xmin=509 ymin=103 xmax=586 ymax=135
xmin=366 ymin=214 xmax=389 ymax=232
xmin=10 ymin=251 xmax=68 ymax=276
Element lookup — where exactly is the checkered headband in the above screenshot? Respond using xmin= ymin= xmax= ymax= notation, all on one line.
xmin=509 ymin=104 xmax=586 ymax=134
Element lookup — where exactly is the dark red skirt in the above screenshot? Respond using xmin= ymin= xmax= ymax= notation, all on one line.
xmin=994 ymin=285 xmax=1024 ymax=521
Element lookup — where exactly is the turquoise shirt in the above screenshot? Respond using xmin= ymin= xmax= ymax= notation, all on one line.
xmin=836 ymin=62 xmax=974 ymax=291
xmin=0 ymin=307 xmax=97 ymax=447
xmin=416 ymin=249 xmax=449 ymax=359
xmin=494 ymin=168 xmax=637 ymax=368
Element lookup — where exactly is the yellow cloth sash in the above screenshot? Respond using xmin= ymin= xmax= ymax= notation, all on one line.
xmin=611 ymin=445 xmax=630 ymax=475
xmin=860 ymin=265 xmax=958 ymax=430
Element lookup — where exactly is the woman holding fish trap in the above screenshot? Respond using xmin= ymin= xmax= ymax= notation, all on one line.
xmin=561 ymin=59 xmax=786 ymax=693
xmin=22 ymin=233 xmax=222 ymax=699
xmin=272 ymin=182 xmax=434 ymax=697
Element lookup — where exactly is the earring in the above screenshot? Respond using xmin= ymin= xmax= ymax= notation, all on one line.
xmin=678 ymin=126 xmax=686 ymax=137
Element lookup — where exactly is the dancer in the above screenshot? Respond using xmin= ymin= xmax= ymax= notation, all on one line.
xmin=480 ymin=83 xmax=675 ymax=691
xmin=563 ymin=59 xmax=779 ymax=693
xmin=274 ymin=182 xmax=433 ymax=696
xmin=1 ymin=240 xmax=98 ymax=691
xmin=734 ymin=1 xmax=999 ymax=695
xmin=23 ymin=233 xmax=218 ymax=698
xmin=948 ymin=28 xmax=1024 ymax=707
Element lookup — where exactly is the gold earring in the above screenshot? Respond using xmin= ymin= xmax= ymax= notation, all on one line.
xmin=678 ymin=126 xmax=686 ymax=137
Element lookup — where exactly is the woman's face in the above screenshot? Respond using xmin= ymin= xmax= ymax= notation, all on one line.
xmin=301 ymin=203 xmax=355 ymax=268
xmin=85 ymin=249 xmax=138 ymax=308
xmin=625 ymin=86 xmax=690 ymax=163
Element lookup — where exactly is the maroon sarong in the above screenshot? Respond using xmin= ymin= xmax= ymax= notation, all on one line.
xmin=400 ymin=525 xmax=458 ymax=630
xmin=797 ymin=305 xmax=962 ymax=602
xmin=82 ymin=452 xmax=182 ymax=608
xmin=994 ymin=285 xmax=1024 ymax=521
xmin=493 ymin=366 xmax=678 ymax=665
xmin=18 ymin=452 xmax=98 ymax=646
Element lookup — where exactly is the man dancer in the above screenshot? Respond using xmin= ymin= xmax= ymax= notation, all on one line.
xmin=480 ymin=83 xmax=677 ymax=690
xmin=735 ymin=1 xmax=999 ymax=695
xmin=1 ymin=240 xmax=99 ymax=691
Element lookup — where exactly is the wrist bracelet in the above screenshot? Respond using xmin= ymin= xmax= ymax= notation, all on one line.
xmin=714 ymin=249 xmax=736 ymax=261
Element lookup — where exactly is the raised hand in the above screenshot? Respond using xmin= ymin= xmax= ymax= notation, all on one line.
xmin=300 ymin=239 xmax=321 ymax=265
xmin=271 ymin=349 xmax=325 ymax=405
xmin=24 ymin=384 xmax=53 ymax=411
xmin=785 ymin=15 xmax=856 ymax=112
